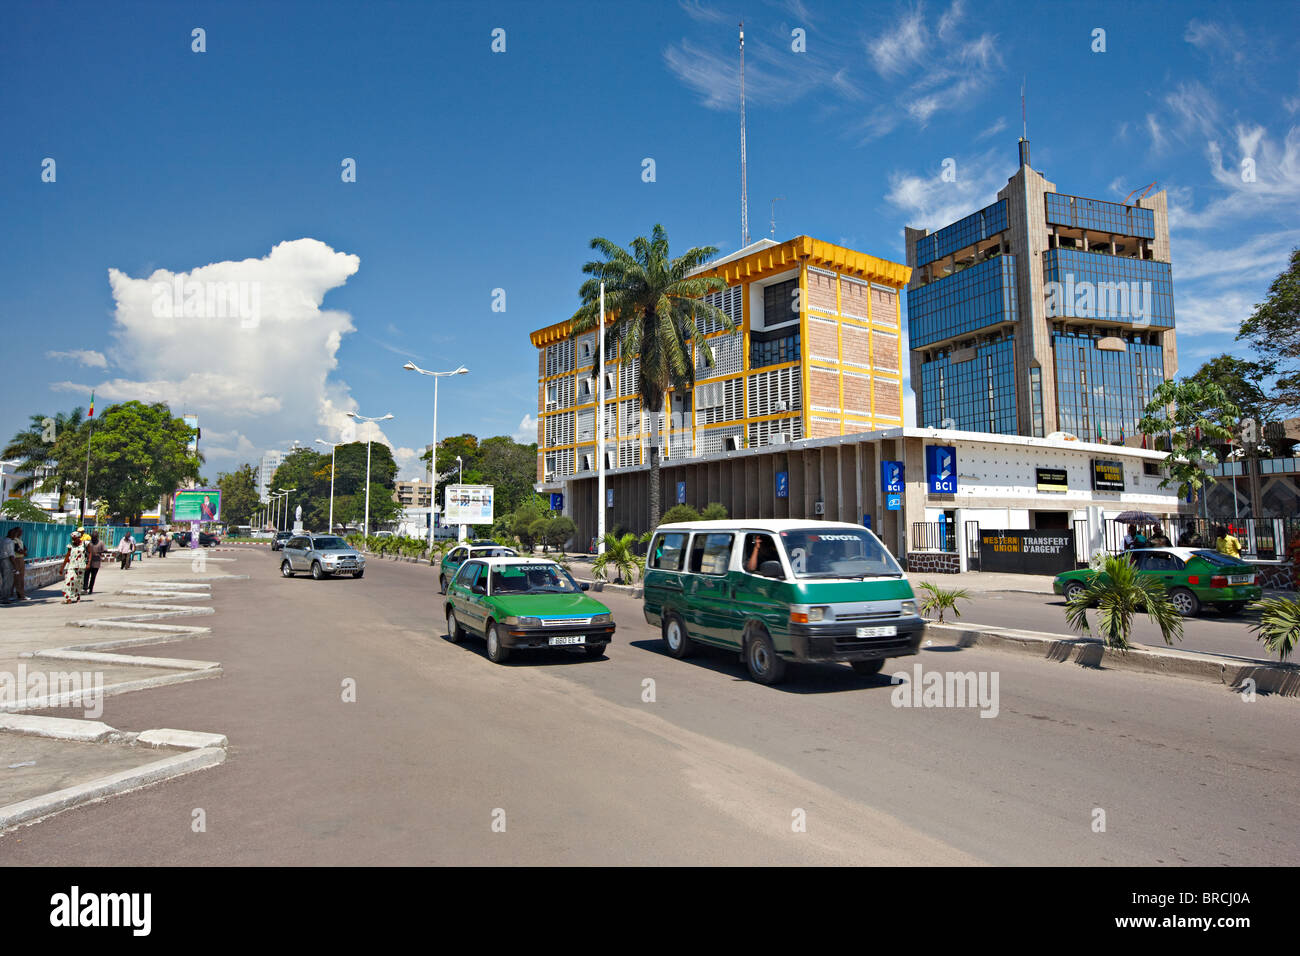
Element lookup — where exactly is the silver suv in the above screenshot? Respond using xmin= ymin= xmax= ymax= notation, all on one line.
xmin=280 ymin=534 xmax=366 ymax=580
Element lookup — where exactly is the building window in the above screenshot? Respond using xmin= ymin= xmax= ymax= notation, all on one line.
xmin=762 ymin=279 xmax=800 ymax=327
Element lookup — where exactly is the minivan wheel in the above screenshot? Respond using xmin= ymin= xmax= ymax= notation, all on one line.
xmin=745 ymin=626 xmax=787 ymax=685
xmin=486 ymin=622 xmax=510 ymax=663
xmin=663 ymin=613 xmax=694 ymax=659
xmin=280 ymin=560 xmax=294 ymax=578
xmin=850 ymin=659 xmax=885 ymax=676
xmin=311 ymin=561 xmax=325 ymax=580
xmin=1169 ymin=587 xmax=1200 ymax=617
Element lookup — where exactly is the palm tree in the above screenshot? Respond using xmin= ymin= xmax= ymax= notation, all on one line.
xmin=917 ymin=582 xmax=971 ymax=624
xmin=2 ymin=408 xmax=85 ymax=510
xmin=571 ymin=225 xmax=732 ymax=529
xmin=1064 ymin=553 xmax=1184 ymax=651
xmin=1250 ymin=597 xmax=1300 ymax=661
xmin=592 ymin=532 xmax=648 ymax=585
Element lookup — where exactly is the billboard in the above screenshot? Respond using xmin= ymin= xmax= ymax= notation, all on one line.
xmin=444 ymin=484 xmax=494 ymax=526
xmin=1091 ymin=459 xmax=1125 ymax=492
xmin=173 ymin=488 xmax=221 ymax=523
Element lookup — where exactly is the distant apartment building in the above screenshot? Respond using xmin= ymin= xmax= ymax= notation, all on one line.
xmin=254 ymin=450 xmax=283 ymax=503
xmin=394 ymin=479 xmax=433 ymax=508
xmin=904 ymin=139 xmax=1177 ymax=442
xmin=529 ymin=235 xmax=911 ymax=486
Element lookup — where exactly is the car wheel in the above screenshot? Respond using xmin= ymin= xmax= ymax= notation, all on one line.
xmin=353 ymin=569 xmax=364 ymax=579
xmin=583 ymin=643 xmax=605 ymax=659
xmin=745 ymin=625 xmax=786 ymax=685
xmin=485 ymin=622 xmax=510 ymax=663
xmin=662 ymin=612 xmax=694 ymax=659
xmin=446 ymin=608 xmax=464 ymax=643
xmin=311 ymin=561 xmax=325 ymax=580
xmin=280 ymin=560 xmax=294 ymax=578
xmin=1063 ymin=581 xmax=1089 ymax=604
xmin=439 ymin=574 xmax=447 ymax=594
xmin=1169 ymin=587 xmax=1200 ymax=617
xmin=850 ymin=659 xmax=885 ymax=676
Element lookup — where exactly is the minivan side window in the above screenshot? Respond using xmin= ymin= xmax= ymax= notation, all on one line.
xmin=689 ymin=533 xmax=734 ymax=575
xmin=742 ymin=533 xmax=781 ymax=575
xmin=649 ymin=532 xmax=689 ymax=571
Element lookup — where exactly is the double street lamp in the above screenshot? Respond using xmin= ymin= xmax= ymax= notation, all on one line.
xmin=346 ymin=411 xmax=394 ymax=538
xmin=402 ymin=363 xmax=469 ymax=548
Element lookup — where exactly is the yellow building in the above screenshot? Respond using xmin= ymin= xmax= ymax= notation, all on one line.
xmin=528 ymin=236 xmax=911 ymax=488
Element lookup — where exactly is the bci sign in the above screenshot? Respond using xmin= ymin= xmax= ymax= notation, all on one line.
xmin=926 ymin=445 xmax=957 ymax=494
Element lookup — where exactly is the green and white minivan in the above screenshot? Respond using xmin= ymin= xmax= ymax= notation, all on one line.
xmin=643 ymin=520 xmax=925 ymax=685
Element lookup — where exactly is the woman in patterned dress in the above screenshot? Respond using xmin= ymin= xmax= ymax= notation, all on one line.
xmin=61 ymin=530 xmax=88 ymax=604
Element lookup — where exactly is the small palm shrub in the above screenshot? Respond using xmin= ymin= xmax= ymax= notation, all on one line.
xmin=917 ymin=581 xmax=971 ymax=624
xmin=592 ymin=532 xmax=647 ymax=584
xmin=1065 ymin=553 xmax=1183 ymax=651
xmin=1250 ymin=597 xmax=1300 ymax=661
xmin=700 ymin=502 xmax=728 ymax=521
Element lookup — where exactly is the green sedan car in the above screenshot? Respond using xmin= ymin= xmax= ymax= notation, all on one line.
xmin=1053 ymin=547 xmax=1262 ymax=617
xmin=444 ymin=556 xmax=616 ymax=663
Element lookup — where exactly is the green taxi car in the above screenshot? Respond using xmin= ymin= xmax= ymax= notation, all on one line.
xmin=438 ymin=543 xmax=517 ymax=593
xmin=1053 ymin=547 xmax=1261 ymax=617
xmin=444 ymin=556 xmax=615 ymax=663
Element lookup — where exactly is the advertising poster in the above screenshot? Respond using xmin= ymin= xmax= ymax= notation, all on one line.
xmin=444 ymin=484 xmax=494 ymax=525
xmin=174 ymin=488 xmax=221 ymax=523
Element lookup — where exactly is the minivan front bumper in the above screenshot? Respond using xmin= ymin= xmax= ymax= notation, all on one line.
xmin=787 ymin=617 xmax=925 ymax=662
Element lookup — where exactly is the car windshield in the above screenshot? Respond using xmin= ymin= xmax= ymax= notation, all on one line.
xmin=313 ymin=537 xmax=349 ymax=550
xmin=1192 ymin=549 xmax=1248 ymax=567
xmin=779 ymin=528 xmax=903 ymax=578
xmin=489 ymin=563 xmax=580 ymax=594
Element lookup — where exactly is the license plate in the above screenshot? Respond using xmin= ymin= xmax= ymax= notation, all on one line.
xmin=549 ymin=635 xmax=585 ymax=646
xmin=1228 ymin=574 xmax=1252 ymax=585
xmin=856 ymin=625 xmax=897 ymax=638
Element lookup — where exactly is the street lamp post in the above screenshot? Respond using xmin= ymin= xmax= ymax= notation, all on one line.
xmin=402 ymin=363 xmax=469 ymax=550
xmin=347 ymin=411 xmax=394 ymax=538
xmin=315 ymin=439 xmax=338 ymax=532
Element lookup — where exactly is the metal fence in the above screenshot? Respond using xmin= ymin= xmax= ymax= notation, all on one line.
xmin=0 ymin=521 xmax=138 ymax=561
xmin=1103 ymin=516 xmax=1298 ymax=562
xmin=910 ymin=521 xmax=956 ymax=553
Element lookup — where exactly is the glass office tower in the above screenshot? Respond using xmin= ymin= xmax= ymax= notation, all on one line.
xmin=904 ymin=140 xmax=1178 ymax=441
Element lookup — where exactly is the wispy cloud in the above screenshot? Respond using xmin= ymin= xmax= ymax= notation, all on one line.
xmin=885 ymin=146 xmax=1006 ymax=233
xmin=1184 ymin=19 xmax=1250 ymax=68
xmin=679 ymin=0 xmax=729 ymax=24
xmin=46 ymin=349 xmax=108 ymax=369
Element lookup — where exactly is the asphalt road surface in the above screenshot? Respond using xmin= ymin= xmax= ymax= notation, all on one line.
xmin=4 ymin=548 xmax=1297 ymax=865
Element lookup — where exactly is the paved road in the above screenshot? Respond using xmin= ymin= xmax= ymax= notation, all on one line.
xmin=4 ymin=548 xmax=1297 ymax=865
xmin=950 ymin=590 xmax=1279 ymax=662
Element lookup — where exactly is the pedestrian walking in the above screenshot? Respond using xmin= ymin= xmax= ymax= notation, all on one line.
xmin=157 ymin=529 xmax=170 ymax=558
xmin=9 ymin=527 xmax=27 ymax=601
xmin=61 ymin=530 xmax=88 ymax=604
xmin=149 ymin=529 xmax=159 ymax=558
xmin=116 ymin=532 xmax=135 ymax=570
xmin=0 ymin=528 xmax=19 ymax=604
xmin=83 ymin=532 xmax=106 ymax=594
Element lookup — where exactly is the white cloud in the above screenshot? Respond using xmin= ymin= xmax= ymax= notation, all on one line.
xmin=1183 ymin=19 xmax=1249 ymax=67
xmin=60 ymin=238 xmax=391 ymax=475
xmin=885 ymin=147 xmax=1006 ymax=232
xmin=868 ymin=7 xmax=929 ymax=77
xmin=46 ymin=349 xmax=107 ymax=369
xmin=512 ymin=414 xmax=538 ymax=444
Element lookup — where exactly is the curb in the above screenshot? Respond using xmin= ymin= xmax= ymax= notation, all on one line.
xmin=0 ymin=746 xmax=226 ymax=832
xmin=930 ymin=622 xmax=1300 ymax=696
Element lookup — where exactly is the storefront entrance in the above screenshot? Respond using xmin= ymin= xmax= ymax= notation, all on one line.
xmin=1034 ymin=511 xmax=1070 ymax=530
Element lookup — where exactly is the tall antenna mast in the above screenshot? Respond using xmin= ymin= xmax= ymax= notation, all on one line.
xmin=739 ymin=21 xmax=749 ymax=247
xmin=770 ymin=196 xmax=784 ymax=239
xmin=1021 ymin=75 xmax=1027 ymax=139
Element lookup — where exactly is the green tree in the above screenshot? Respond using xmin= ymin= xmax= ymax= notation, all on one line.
xmin=2 ymin=408 xmax=85 ymax=509
xmin=659 ymin=503 xmax=700 ymax=525
xmin=1064 ymin=553 xmax=1184 ymax=651
xmin=1237 ymin=247 xmax=1300 ymax=413
xmin=546 ymin=515 xmax=576 ymax=552
xmin=0 ymin=498 xmax=52 ymax=522
xmin=216 ymin=463 xmax=259 ymax=526
xmin=571 ymin=224 xmax=731 ymax=529
xmin=78 ymin=402 xmax=200 ymax=523
xmin=592 ymin=532 xmax=648 ymax=585
xmin=700 ymin=501 xmax=728 ymax=521
xmin=510 ymin=496 xmax=549 ymax=549
xmin=1187 ymin=354 xmax=1274 ymax=450
xmin=1138 ymin=380 xmax=1239 ymax=508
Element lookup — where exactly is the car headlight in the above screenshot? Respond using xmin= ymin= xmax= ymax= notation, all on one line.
xmin=900 ymin=600 xmax=916 ymax=616
xmin=590 ymin=613 xmax=612 ymax=624
xmin=503 ymin=616 xmax=542 ymax=627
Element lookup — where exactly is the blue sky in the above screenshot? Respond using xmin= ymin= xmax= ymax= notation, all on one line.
xmin=2 ymin=0 xmax=1298 ymax=479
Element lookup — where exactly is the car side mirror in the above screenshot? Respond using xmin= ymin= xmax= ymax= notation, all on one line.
xmin=471 ymin=582 xmax=486 ymax=595
xmin=759 ymin=560 xmax=785 ymax=579
xmin=580 ymin=582 xmax=590 ymax=591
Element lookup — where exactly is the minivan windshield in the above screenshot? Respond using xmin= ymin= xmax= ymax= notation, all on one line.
xmin=780 ymin=528 xmax=903 ymax=579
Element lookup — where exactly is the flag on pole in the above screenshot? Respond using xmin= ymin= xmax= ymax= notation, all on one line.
xmin=1141 ymin=432 xmax=1148 ymax=449
xmin=88 ymin=391 xmax=95 ymax=418
xmin=1096 ymin=421 xmax=1103 ymax=442
xmin=1119 ymin=423 xmax=1126 ymax=444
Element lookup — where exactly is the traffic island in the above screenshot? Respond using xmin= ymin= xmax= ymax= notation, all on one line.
xmin=931 ymin=621 xmax=1300 ymax=697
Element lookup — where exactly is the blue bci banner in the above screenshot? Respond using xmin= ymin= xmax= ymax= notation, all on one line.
xmin=881 ymin=460 xmax=904 ymax=494
xmin=606 ymin=488 xmax=614 ymax=508
xmin=550 ymin=493 xmax=564 ymax=511
xmin=775 ymin=470 xmax=789 ymax=499
xmin=862 ymin=514 xmax=872 ymax=529
xmin=886 ymin=493 xmax=902 ymax=511
xmin=676 ymin=481 xmax=686 ymax=505
xmin=926 ymin=445 xmax=958 ymax=493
